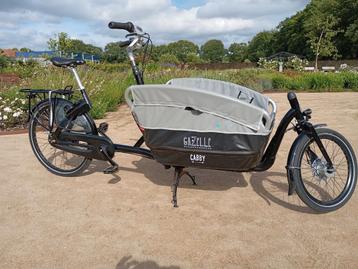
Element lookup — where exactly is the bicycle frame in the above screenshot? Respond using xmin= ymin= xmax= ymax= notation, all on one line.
xmin=47 ymin=64 xmax=333 ymax=176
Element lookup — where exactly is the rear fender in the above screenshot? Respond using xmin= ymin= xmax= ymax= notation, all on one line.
xmin=31 ymin=98 xmax=98 ymax=135
xmin=30 ymin=99 xmax=48 ymax=116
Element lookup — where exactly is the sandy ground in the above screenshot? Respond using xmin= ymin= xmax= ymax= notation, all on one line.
xmin=0 ymin=92 xmax=358 ymax=269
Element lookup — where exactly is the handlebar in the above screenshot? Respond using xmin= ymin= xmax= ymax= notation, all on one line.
xmin=108 ymin=21 xmax=135 ymax=33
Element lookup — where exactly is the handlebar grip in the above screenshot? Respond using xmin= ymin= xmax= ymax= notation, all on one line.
xmin=108 ymin=21 xmax=135 ymax=33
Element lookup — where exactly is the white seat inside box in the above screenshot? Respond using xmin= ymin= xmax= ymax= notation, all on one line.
xmin=167 ymin=78 xmax=269 ymax=111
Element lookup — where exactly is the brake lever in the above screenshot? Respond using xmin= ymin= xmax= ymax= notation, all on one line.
xmin=118 ymin=40 xmax=132 ymax=48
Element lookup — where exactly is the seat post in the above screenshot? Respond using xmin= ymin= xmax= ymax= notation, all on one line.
xmin=68 ymin=67 xmax=92 ymax=107
xmin=69 ymin=67 xmax=84 ymax=90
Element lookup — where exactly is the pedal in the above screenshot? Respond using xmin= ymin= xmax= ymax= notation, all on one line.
xmin=99 ymin=145 xmax=119 ymax=174
xmin=98 ymin=122 xmax=109 ymax=134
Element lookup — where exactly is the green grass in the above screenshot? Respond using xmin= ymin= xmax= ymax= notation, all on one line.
xmin=270 ymin=71 xmax=358 ymax=92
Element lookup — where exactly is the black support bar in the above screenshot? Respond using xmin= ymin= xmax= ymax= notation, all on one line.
xmin=114 ymin=144 xmax=153 ymax=159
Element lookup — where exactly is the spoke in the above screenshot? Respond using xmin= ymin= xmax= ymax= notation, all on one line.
xmin=36 ymin=118 xmax=50 ymax=131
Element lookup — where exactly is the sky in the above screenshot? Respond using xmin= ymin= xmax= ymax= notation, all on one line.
xmin=0 ymin=0 xmax=309 ymax=50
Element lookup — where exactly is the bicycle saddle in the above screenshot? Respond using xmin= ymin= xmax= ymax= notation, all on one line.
xmin=50 ymin=57 xmax=85 ymax=68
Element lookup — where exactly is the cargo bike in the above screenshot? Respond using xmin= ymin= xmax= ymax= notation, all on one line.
xmin=21 ymin=22 xmax=357 ymax=212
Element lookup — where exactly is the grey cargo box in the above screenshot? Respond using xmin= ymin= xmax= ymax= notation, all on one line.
xmin=125 ymin=78 xmax=276 ymax=171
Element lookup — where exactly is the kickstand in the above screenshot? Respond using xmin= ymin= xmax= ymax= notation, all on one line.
xmin=171 ymin=167 xmax=197 ymax=208
xmin=100 ymin=145 xmax=119 ymax=174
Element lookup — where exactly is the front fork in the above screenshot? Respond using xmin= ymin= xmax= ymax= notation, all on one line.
xmin=255 ymin=92 xmax=333 ymax=194
xmin=287 ymin=91 xmax=333 ymax=168
xmin=295 ymin=121 xmax=333 ymax=169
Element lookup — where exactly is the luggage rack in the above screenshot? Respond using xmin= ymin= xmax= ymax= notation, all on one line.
xmin=20 ymin=86 xmax=74 ymax=121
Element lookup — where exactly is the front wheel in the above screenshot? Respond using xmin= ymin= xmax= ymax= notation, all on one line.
xmin=292 ymin=128 xmax=357 ymax=212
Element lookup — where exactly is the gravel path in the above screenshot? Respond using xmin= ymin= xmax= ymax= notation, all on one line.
xmin=0 ymin=92 xmax=357 ymax=269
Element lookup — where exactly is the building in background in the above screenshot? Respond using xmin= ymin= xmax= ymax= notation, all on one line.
xmin=15 ymin=51 xmax=100 ymax=63
xmin=0 ymin=49 xmax=16 ymax=58
xmin=1 ymin=49 xmax=100 ymax=65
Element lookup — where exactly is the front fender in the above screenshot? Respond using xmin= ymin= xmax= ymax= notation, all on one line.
xmin=286 ymin=133 xmax=306 ymax=195
xmin=286 ymin=124 xmax=328 ymax=195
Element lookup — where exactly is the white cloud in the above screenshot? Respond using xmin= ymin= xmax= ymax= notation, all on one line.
xmin=197 ymin=0 xmax=309 ymax=19
xmin=0 ymin=0 xmax=308 ymax=50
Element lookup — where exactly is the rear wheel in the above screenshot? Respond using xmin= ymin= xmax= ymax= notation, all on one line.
xmin=29 ymin=99 xmax=95 ymax=176
xmin=292 ymin=128 xmax=357 ymax=212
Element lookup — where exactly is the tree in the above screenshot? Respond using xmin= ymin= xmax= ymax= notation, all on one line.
xmin=47 ymin=33 xmax=102 ymax=58
xmin=167 ymin=40 xmax=199 ymax=63
xmin=270 ymin=0 xmax=358 ymax=60
xmin=151 ymin=45 xmax=169 ymax=62
xmin=247 ymin=31 xmax=276 ymax=62
xmin=200 ymin=39 xmax=225 ymax=63
xmin=67 ymin=39 xmax=102 ymax=56
xmin=20 ymin=48 xmax=32 ymax=52
xmin=227 ymin=43 xmax=248 ymax=62
xmin=185 ymin=52 xmax=202 ymax=64
xmin=304 ymin=0 xmax=340 ymax=70
xmin=159 ymin=53 xmax=179 ymax=65
xmin=47 ymin=32 xmax=72 ymax=52
xmin=345 ymin=20 xmax=358 ymax=57
xmin=335 ymin=0 xmax=358 ymax=58
xmin=275 ymin=11 xmax=310 ymax=56
xmin=103 ymin=42 xmax=127 ymax=63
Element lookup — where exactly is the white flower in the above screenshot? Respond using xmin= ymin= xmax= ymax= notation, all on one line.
xmin=3 ymin=107 xmax=12 ymax=112
xmin=0 ymin=97 xmax=2 ymax=100
xmin=0 ymin=116 xmax=2 ymax=120
xmin=13 ymin=112 xmax=20 ymax=117
xmin=3 ymin=115 xmax=8 ymax=120
xmin=21 ymin=100 xmax=26 ymax=105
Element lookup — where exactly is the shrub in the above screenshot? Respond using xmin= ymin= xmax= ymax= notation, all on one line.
xmin=186 ymin=53 xmax=203 ymax=64
xmin=341 ymin=71 xmax=358 ymax=90
xmin=0 ymin=94 xmax=27 ymax=129
xmin=258 ymin=58 xmax=279 ymax=70
xmin=272 ymin=75 xmax=289 ymax=90
xmin=87 ymin=62 xmax=129 ymax=73
xmin=303 ymin=73 xmax=344 ymax=91
xmin=159 ymin=53 xmax=179 ymax=65
xmin=0 ymin=55 xmax=9 ymax=69
xmin=285 ymin=56 xmax=309 ymax=71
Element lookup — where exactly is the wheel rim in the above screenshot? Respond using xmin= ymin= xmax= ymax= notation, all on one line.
xmin=31 ymin=102 xmax=90 ymax=174
xmin=299 ymin=133 xmax=353 ymax=207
